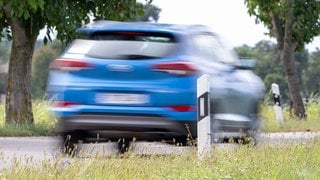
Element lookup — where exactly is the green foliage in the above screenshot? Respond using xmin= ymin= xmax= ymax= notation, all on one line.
xmin=244 ymin=0 xmax=318 ymax=118
xmin=244 ymin=0 xmax=320 ymax=51
xmin=235 ymin=40 xmax=319 ymax=102
xmin=264 ymin=74 xmax=288 ymax=100
xmin=42 ymin=0 xmax=149 ymax=43
xmin=303 ymin=50 xmax=320 ymax=95
xmin=10 ymin=0 xmax=44 ymax=20
xmin=31 ymin=40 xmax=62 ymax=99
xmin=236 ymin=41 xmax=288 ymax=100
xmin=0 ymin=0 xmax=150 ymax=43
xmin=136 ymin=4 xmax=161 ymax=22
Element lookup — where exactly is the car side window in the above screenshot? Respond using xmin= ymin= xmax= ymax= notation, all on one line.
xmin=192 ymin=33 xmax=239 ymax=65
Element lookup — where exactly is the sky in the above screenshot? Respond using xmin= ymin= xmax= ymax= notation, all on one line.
xmin=149 ymin=0 xmax=319 ymax=52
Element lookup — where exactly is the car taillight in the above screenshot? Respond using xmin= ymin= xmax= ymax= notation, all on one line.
xmin=151 ymin=62 xmax=198 ymax=75
xmin=168 ymin=105 xmax=195 ymax=112
xmin=50 ymin=58 xmax=91 ymax=71
xmin=53 ymin=101 xmax=77 ymax=107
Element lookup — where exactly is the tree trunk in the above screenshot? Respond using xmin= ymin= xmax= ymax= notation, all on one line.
xmin=5 ymin=17 xmax=37 ymax=125
xmin=281 ymin=42 xmax=305 ymax=118
xmin=280 ymin=0 xmax=306 ymax=118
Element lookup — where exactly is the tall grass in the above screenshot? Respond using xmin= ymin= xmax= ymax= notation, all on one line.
xmin=0 ymin=101 xmax=58 ymax=136
xmin=1 ymin=143 xmax=320 ymax=179
xmin=260 ymin=101 xmax=320 ymax=132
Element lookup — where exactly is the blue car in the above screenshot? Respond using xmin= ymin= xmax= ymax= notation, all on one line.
xmin=46 ymin=21 xmax=265 ymax=152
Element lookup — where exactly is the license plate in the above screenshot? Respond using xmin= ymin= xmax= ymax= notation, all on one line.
xmin=96 ymin=93 xmax=149 ymax=104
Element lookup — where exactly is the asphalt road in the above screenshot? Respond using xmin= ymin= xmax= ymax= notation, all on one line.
xmin=1 ymin=132 xmax=320 ymax=169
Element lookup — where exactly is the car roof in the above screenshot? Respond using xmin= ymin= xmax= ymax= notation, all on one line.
xmin=77 ymin=20 xmax=214 ymax=35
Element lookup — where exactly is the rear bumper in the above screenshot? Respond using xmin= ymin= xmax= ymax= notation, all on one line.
xmin=59 ymin=114 xmax=197 ymax=140
xmin=211 ymin=113 xmax=260 ymax=140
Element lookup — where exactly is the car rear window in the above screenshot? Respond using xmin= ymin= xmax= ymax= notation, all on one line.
xmin=66 ymin=32 xmax=178 ymax=59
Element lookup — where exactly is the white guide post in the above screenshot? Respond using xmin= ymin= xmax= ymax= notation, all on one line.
xmin=197 ymin=74 xmax=211 ymax=160
xmin=271 ymin=83 xmax=283 ymax=124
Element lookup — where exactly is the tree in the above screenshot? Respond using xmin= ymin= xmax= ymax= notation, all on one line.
xmin=236 ymin=41 xmax=289 ymax=101
xmin=136 ymin=4 xmax=161 ymax=22
xmin=236 ymin=40 xmax=313 ymax=104
xmin=303 ymin=49 xmax=320 ymax=95
xmin=0 ymin=0 xmax=148 ymax=125
xmin=244 ymin=0 xmax=320 ymax=118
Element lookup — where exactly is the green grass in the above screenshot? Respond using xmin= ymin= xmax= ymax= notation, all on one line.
xmin=260 ymin=102 xmax=320 ymax=132
xmin=1 ymin=99 xmax=320 ymax=136
xmin=0 ymin=101 xmax=58 ymax=136
xmin=1 ymin=143 xmax=320 ymax=179
xmin=1 ymin=101 xmax=320 ymax=179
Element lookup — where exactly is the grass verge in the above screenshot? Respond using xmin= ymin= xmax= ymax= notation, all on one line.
xmin=0 ymin=101 xmax=58 ymax=136
xmin=260 ymin=101 xmax=320 ymax=132
xmin=1 ymin=143 xmax=320 ymax=179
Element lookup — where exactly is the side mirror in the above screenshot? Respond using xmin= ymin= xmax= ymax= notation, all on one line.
xmin=237 ymin=57 xmax=257 ymax=70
